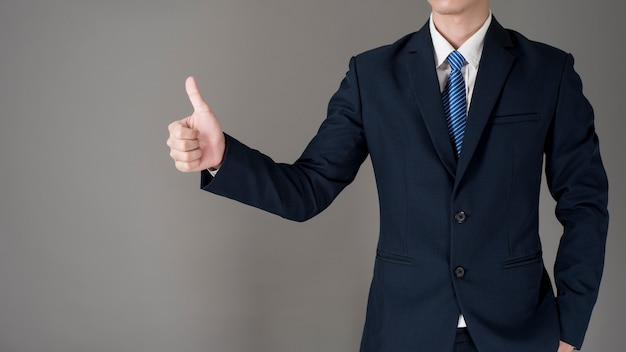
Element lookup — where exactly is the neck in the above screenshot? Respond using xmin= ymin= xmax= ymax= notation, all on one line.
xmin=431 ymin=8 xmax=490 ymax=49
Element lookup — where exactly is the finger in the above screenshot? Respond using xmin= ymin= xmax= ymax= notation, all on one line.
xmin=185 ymin=76 xmax=210 ymax=113
xmin=170 ymin=148 xmax=202 ymax=162
xmin=168 ymin=119 xmax=185 ymax=132
xmin=167 ymin=138 xmax=200 ymax=152
xmin=169 ymin=119 xmax=199 ymax=139
xmin=175 ymin=159 xmax=201 ymax=173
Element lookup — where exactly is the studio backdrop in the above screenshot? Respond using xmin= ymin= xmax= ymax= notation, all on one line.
xmin=0 ymin=1 xmax=623 ymax=351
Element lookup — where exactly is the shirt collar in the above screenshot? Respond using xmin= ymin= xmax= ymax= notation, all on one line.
xmin=429 ymin=11 xmax=492 ymax=69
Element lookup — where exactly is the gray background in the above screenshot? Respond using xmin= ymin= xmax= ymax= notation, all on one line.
xmin=0 ymin=0 xmax=623 ymax=351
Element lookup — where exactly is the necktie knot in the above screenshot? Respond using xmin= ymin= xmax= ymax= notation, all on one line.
xmin=447 ymin=51 xmax=466 ymax=71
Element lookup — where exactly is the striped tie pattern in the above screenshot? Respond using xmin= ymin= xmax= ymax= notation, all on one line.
xmin=442 ymin=51 xmax=467 ymax=156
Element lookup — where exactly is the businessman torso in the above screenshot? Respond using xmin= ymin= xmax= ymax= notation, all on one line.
xmin=203 ymin=17 xmax=608 ymax=352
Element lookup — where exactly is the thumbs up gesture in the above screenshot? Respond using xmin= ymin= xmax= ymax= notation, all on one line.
xmin=167 ymin=76 xmax=226 ymax=172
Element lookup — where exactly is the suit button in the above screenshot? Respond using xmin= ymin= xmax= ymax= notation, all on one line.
xmin=454 ymin=211 xmax=467 ymax=224
xmin=454 ymin=266 xmax=466 ymax=278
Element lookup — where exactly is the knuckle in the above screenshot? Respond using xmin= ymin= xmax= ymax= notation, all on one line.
xmin=168 ymin=120 xmax=183 ymax=133
xmin=175 ymin=161 xmax=187 ymax=171
xmin=183 ymin=139 xmax=198 ymax=150
xmin=176 ymin=160 xmax=196 ymax=172
xmin=186 ymin=129 xmax=199 ymax=139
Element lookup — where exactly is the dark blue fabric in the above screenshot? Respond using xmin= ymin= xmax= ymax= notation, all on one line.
xmin=454 ymin=329 xmax=479 ymax=352
xmin=202 ymin=17 xmax=608 ymax=352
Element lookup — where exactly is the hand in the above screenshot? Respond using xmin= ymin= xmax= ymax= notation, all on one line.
xmin=167 ymin=76 xmax=226 ymax=172
xmin=558 ymin=340 xmax=575 ymax=352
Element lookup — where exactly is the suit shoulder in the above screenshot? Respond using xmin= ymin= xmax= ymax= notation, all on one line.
xmin=352 ymin=32 xmax=417 ymax=63
xmin=505 ymin=28 xmax=570 ymax=63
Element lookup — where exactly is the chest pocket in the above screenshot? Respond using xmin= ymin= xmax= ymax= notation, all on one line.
xmin=490 ymin=113 xmax=541 ymax=125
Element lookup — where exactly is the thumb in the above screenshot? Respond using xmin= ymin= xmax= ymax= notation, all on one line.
xmin=185 ymin=76 xmax=210 ymax=113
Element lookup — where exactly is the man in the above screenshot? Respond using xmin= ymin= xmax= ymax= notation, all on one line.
xmin=166 ymin=0 xmax=608 ymax=351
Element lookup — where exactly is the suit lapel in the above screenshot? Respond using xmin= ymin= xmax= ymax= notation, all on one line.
xmin=454 ymin=18 xmax=515 ymax=187
xmin=405 ymin=23 xmax=457 ymax=177
xmin=404 ymin=19 xmax=515 ymax=182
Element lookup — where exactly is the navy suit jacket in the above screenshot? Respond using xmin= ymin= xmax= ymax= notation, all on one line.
xmin=201 ymin=18 xmax=609 ymax=352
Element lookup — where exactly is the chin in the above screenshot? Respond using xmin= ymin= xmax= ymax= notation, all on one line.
xmin=428 ymin=0 xmax=484 ymax=15
xmin=435 ymin=8 xmax=465 ymax=15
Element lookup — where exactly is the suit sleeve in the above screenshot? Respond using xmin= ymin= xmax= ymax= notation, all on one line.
xmin=544 ymin=54 xmax=609 ymax=349
xmin=200 ymin=57 xmax=369 ymax=222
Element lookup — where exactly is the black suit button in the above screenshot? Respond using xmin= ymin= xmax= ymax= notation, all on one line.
xmin=454 ymin=266 xmax=466 ymax=278
xmin=454 ymin=211 xmax=467 ymax=224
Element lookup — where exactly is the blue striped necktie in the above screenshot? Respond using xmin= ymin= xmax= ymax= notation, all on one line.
xmin=442 ymin=51 xmax=467 ymax=157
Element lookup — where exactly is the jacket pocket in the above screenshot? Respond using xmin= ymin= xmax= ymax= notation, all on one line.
xmin=491 ymin=113 xmax=541 ymax=125
xmin=502 ymin=250 xmax=543 ymax=269
xmin=376 ymin=249 xmax=413 ymax=265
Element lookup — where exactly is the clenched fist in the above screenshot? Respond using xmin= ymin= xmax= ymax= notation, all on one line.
xmin=167 ymin=76 xmax=226 ymax=172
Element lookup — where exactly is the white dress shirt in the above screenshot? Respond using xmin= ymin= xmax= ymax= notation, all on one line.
xmin=430 ymin=12 xmax=492 ymax=115
xmin=429 ymin=11 xmax=492 ymax=328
